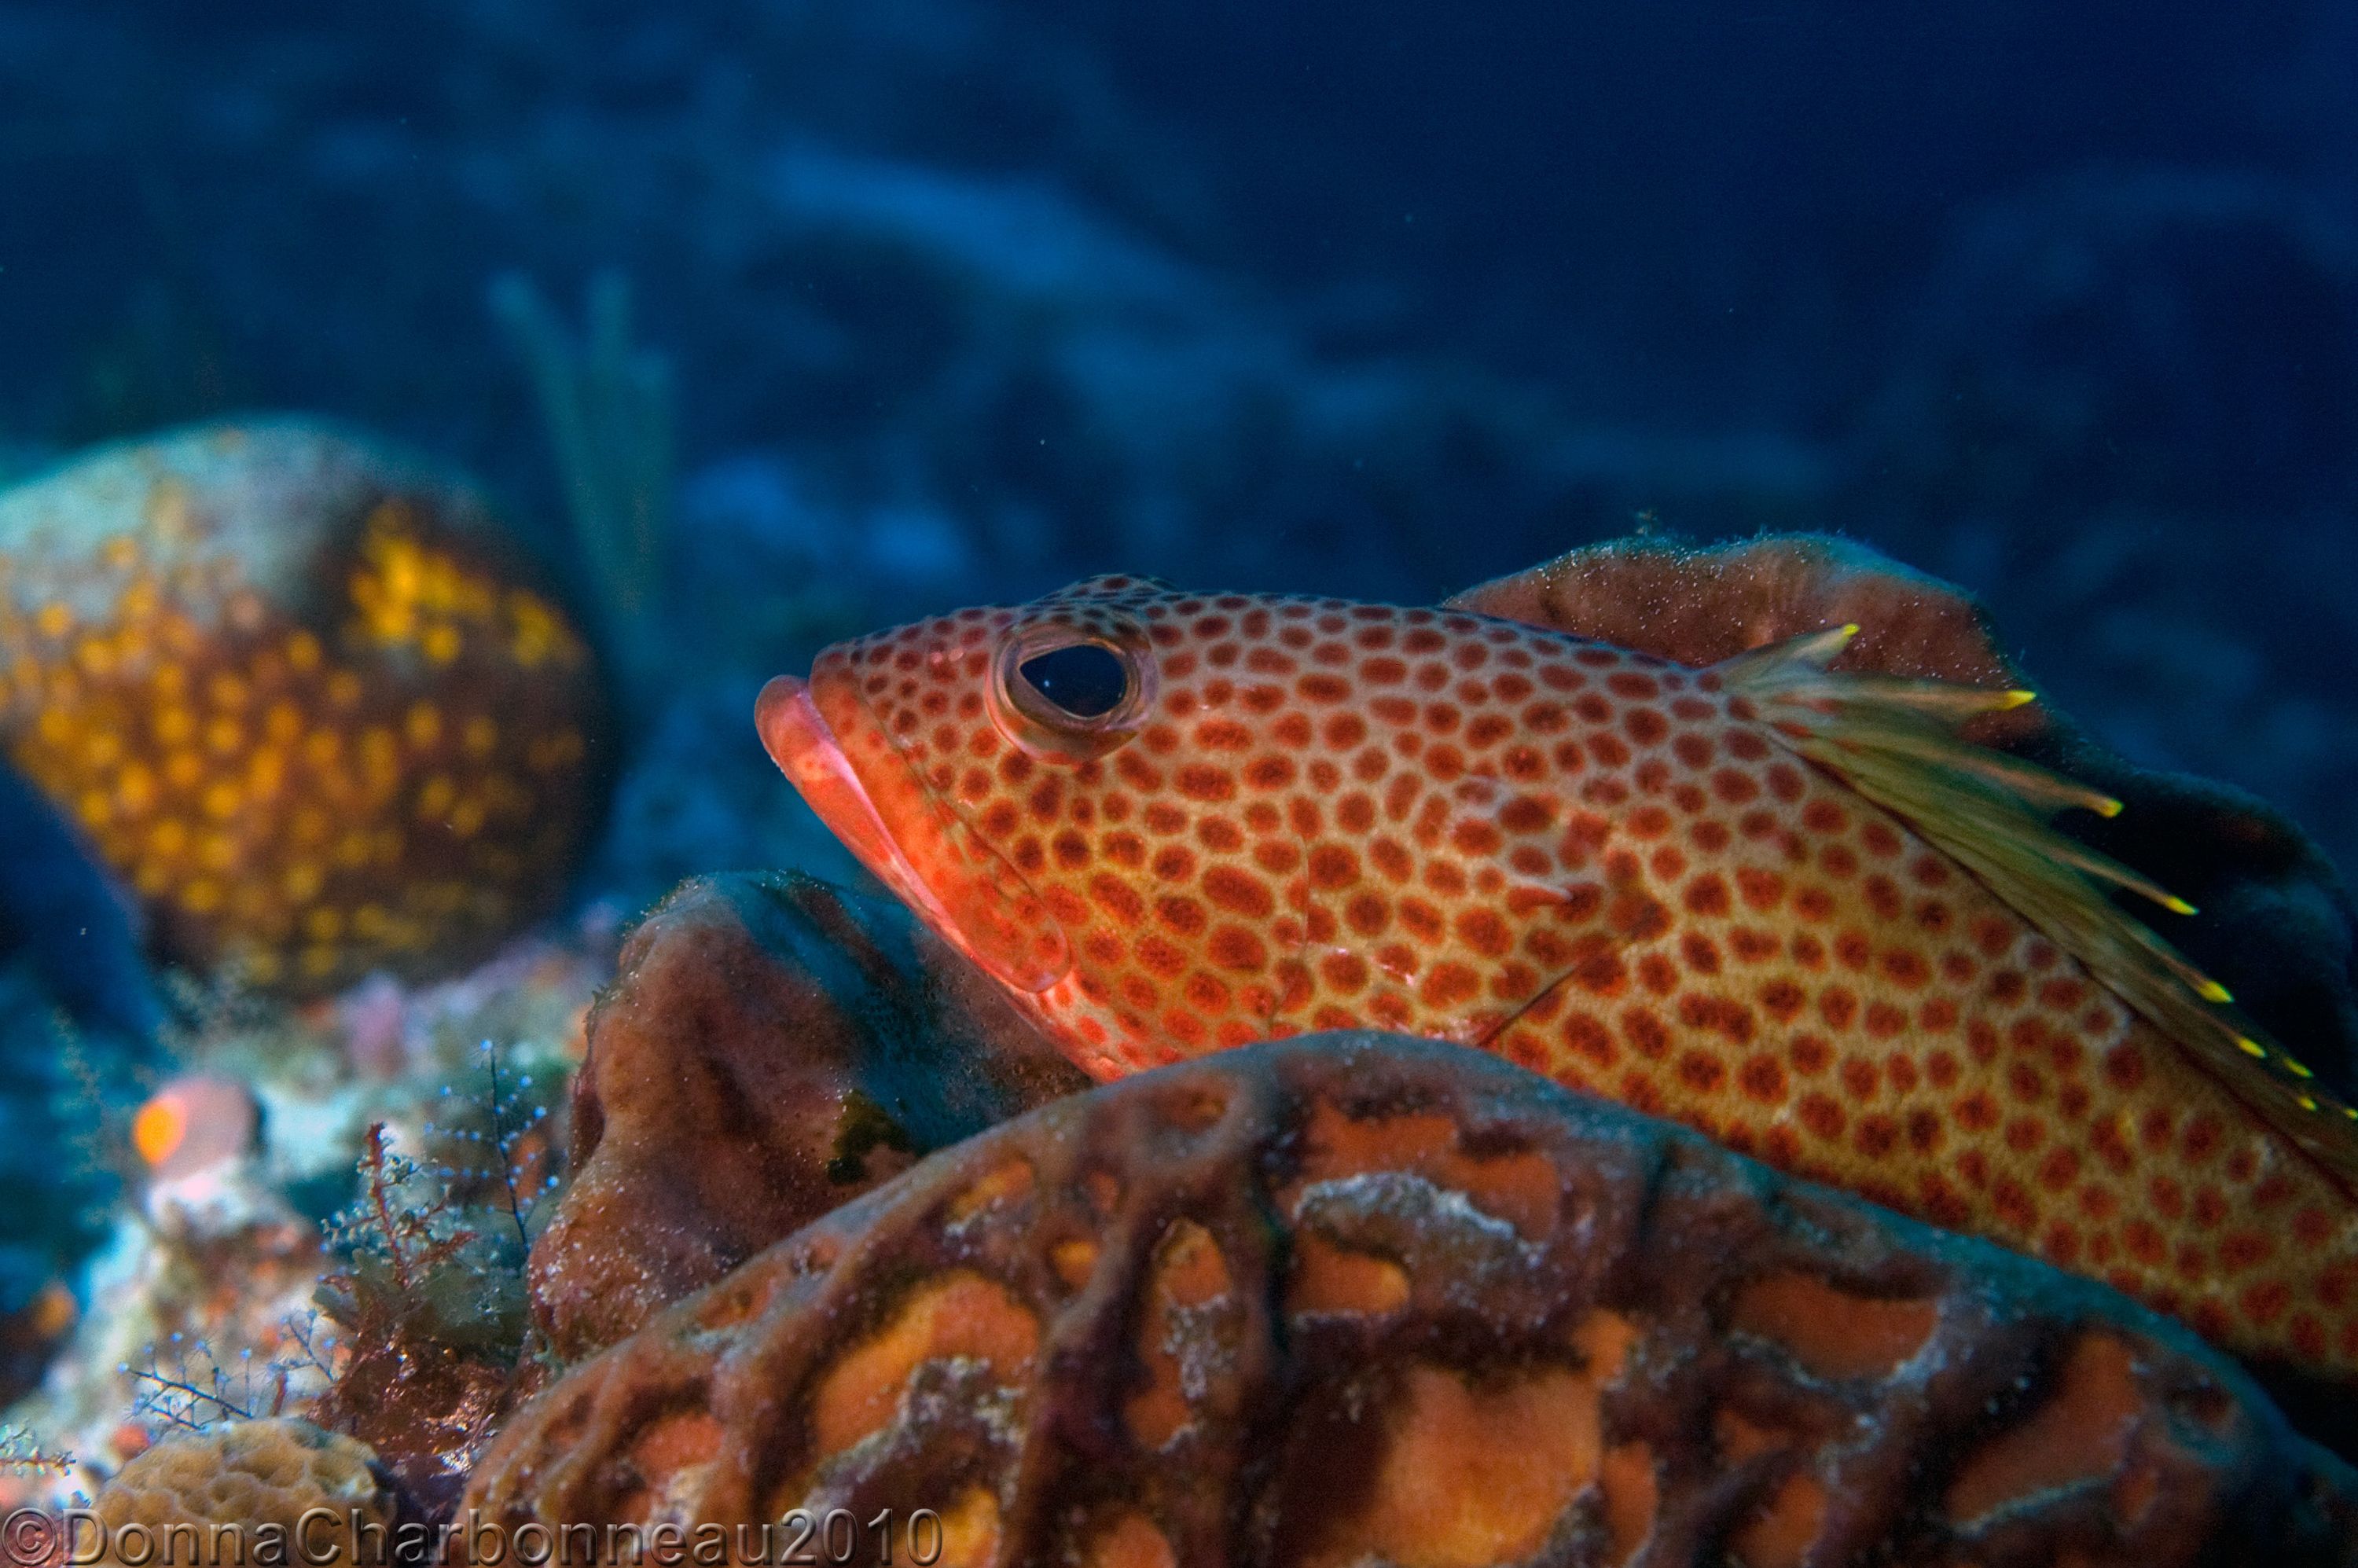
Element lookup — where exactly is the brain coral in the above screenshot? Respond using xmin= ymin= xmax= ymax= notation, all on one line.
xmin=469 ymin=1033 xmax=2358 ymax=1566
xmin=0 ymin=420 xmax=612 ymax=993
xmin=86 ymin=1419 xmax=394 ymax=1564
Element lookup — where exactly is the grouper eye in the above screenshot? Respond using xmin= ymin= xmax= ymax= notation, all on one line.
xmin=989 ymin=616 xmax=1156 ymax=762
xmin=1018 ymin=643 xmax=1130 ymax=718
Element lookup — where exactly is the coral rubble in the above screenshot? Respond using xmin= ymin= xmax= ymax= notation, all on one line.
xmin=528 ymin=871 xmax=1085 ymax=1361
xmin=0 ymin=917 xmax=607 ymax=1515
xmin=0 ymin=419 xmax=613 ymax=995
xmin=472 ymin=1034 xmax=2358 ymax=1564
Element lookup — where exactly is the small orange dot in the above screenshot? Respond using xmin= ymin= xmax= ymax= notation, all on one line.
xmin=29 ymin=1282 xmax=75 ymax=1338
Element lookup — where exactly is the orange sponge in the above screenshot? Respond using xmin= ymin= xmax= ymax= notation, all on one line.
xmin=0 ymin=420 xmax=612 ymax=994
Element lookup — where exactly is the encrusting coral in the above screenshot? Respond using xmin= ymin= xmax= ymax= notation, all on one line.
xmin=470 ymin=1034 xmax=2358 ymax=1566
xmin=131 ymin=1076 xmax=257 ymax=1183
xmin=527 ymin=871 xmax=1086 ymax=1361
xmin=84 ymin=1418 xmax=395 ymax=1565
xmin=0 ymin=419 xmax=613 ymax=995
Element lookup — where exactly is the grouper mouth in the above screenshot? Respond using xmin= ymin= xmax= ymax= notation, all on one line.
xmin=755 ymin=670 xmax=1072 ymax=994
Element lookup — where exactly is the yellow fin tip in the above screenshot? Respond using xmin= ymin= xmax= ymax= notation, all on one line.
xmin=2163 ymin=894 xmax=2198 ymax=916
xmin=2237 ymin=1037 xmax=2268 ymax=1059
xmin=2287 ymin=1058 xmax=2316 ymax=1079
xmin=2000 ymin=689 xmax=2038 ymax=709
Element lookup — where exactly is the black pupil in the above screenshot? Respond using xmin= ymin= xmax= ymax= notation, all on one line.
xmin=1019 ymin=644 xmax=1129 ymax=719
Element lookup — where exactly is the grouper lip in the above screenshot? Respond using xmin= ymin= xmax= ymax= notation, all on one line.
xmin=755 ymin=672 xmax=969 ymax=946
xmin=755 ymin=670 xmax=1071 ymax=994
